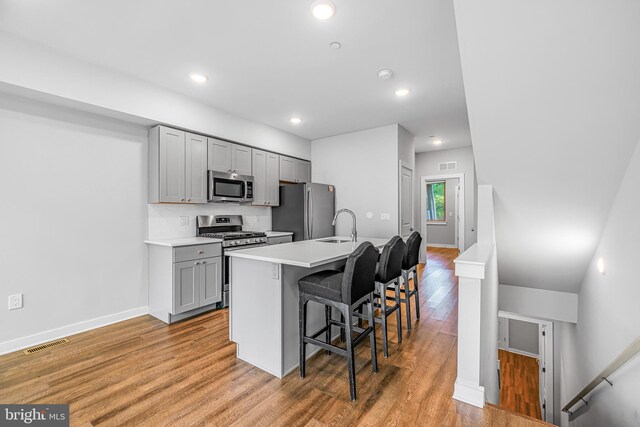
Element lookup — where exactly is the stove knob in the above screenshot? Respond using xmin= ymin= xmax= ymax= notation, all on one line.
xmin=228 ymin=241 xmax=235 ymax=246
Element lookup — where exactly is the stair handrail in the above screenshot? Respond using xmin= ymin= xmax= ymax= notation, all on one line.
xmin=562 ymin=336 xmax=640 ymax=413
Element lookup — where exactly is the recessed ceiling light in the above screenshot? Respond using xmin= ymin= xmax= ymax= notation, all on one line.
xmin=378 ymin=69 xmax=393 ymax=80
xmin=290 ymin=117 xmax=302 ymax=125
xmin=329 ymin=42 xmax=342 ymax=50
xmin=597 ymin=257 xmax=605 ymax=274
xmin=395 ymin=88 xmax=411 ymax=97
xmin=189 ymin=73 xmax=208 ymax=83
xmin=311 ymin=0 xmax=336 ymax=20
xmin=433 ymin=140 xmax=443 ymax=145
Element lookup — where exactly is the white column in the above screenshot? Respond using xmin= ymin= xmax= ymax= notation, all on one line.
xmin=453 ymin=243 xmax=492 ymax=408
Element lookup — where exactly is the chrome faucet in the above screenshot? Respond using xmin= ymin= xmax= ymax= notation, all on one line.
xmin=332 ymin=209 xmax=357 ymax=242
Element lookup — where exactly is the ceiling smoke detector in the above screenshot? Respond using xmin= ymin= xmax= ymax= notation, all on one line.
xmin=329 ymin=42 xmax=342 ymax=50
xmin=378 ymin=69 xmax=393 ymax=80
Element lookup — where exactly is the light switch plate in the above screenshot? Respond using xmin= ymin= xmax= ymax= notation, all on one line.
xmin=271 ymin=264 xmax=280 ymax=280
xmin=380 ymin=213 xmax=391 ymax=221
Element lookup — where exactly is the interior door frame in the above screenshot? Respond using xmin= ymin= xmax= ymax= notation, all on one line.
xmin=498 ymin=310 xmax=554 ymax=422
xmin=398 ymin=160 xmax=415 ymax=239
xmin=420 ymin=173 xmax=466 ymax=260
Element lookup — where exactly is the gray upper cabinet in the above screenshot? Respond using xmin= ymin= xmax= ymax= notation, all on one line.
xmin=158 ymin=127 xmax=185 ymax=203
xmin=265 ymin=152 xmax=280 ymax=205
xmin=279 ymin=156 xmax=295 ymax=182
xmin=207 ymin=138 xmax=232 ymax=172
xmin=252 ymin=150 xmax=280 ymax=206
xmin=279 ymin=156 xmax=311 ymax=183
xmin=185 ymin=132 xmax=208 ymax=203
xmin=294 ymin=159 xmax=311 ymax=183
xmin=232 ymin=144 xmax=252 ymax=176
xmin=252 ymin=149 xmax=267 ymax=205
xmin=208 ymin=138 xmax=252 ymax=176
xmin=149 ymin=126 xmax=207 ymax=204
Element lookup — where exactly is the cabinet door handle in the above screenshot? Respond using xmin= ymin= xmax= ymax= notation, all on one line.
xmin=198 ymin=250 xmax=204 ymax=254
xmin=202 ymin=261 xmax=206 ymax=264
xmin=187 ymin=198 xmax=191 ymax=202
xmin=181 ymin=198 xmax=185 ymax=202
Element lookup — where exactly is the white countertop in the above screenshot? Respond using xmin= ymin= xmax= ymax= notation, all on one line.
xmin=145 ymin=237 xmax=222 ymax=247
xmin=265 ymin=231 xmax=294 ymax=238
xmin=226 ymin=236 xmax=389 ymax=268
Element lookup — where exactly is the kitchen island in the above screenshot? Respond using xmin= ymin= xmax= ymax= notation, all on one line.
xmin=227 ymin=236 xmax=390 ymax=378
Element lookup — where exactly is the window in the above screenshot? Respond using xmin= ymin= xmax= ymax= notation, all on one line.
xmin=426 ymin=181 xmax=446 ymax=222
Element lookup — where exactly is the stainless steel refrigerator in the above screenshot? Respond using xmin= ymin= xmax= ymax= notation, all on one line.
xmin=272 ymin=183 xmax=335 ymax=241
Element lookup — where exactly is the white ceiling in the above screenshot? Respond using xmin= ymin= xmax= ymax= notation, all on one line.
xmin=454 ymin=0 xmax=640 ymax=293
xmin=0 ymin=0 xmax=471 ymax=151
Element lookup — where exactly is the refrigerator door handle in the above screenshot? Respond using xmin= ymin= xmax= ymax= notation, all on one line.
xmin=309 ymin=187 xmax=314 ymax=239
xmin=306 ymin=186 xmax=311 ymax=239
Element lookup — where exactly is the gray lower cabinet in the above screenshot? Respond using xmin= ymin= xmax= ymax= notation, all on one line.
xmin=149 ymin=242 xmax=222 ymax=323
xmin=149 ymin=125 xmax=207 ymax=204
xmin=279 ymin=156 xmax=310 ymax=183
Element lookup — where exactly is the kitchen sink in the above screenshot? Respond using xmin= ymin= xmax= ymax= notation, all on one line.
xmin=318 ymin=238 xmax=351 ymax=243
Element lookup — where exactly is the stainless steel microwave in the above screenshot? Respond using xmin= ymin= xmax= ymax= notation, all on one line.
xmin=208 ymin=171 xmax=254 ymax=203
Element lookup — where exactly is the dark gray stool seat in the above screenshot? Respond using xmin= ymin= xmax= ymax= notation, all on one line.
xmin=298 ymin=270 xmax=343 ymax=302
xmin=400 ymin=231 xmax=423 ymax=330
xmin=298 ymin=242 xmax=380 ymax=401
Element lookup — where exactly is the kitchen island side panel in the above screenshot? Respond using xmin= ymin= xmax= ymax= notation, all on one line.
xmin=230 ymin=257 xmax=283 ymax=377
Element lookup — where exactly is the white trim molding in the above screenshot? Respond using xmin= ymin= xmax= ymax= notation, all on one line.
xmin=0 ymin=306 xmax=149 ymax=356
xmin=453 ymin=379 xmax=486 ymax=408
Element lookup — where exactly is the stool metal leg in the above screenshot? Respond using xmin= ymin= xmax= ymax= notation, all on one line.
xmin=394 ymin=280 xmax=403 ymax=343
xmin=403 ymin=271 xmax=412 ymax=331
xmin=343 ymin=305 xmax=357 ymax=401
xmin=367 ymin=293 xmax=378 ymax=373
xmin=325 ymin=305 xmax=331 ymax=355
xmin=299 ymin=294 xmax=307 ymax=378
xmin=379 ymin=282 xmax=389 ymax=358
xmin=413 ymin=269 xmax=421 ymax=320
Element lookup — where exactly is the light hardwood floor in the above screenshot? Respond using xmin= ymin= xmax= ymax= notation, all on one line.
xmin=0 ymin=247 xmax=551 ymax=426
xmin=498 ymin=349 xmax=543 ymax=420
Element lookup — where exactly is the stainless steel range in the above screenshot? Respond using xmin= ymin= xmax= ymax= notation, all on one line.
xmin=196 ymin=215 xmax=267 ymax=307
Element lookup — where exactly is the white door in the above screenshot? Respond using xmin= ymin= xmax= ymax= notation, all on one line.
xmin=399 ymin=163 xmax=414 ymax=238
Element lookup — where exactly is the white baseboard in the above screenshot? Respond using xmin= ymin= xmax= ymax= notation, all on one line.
xmin=427 ymin=243 xmax=458 ymax=249
xmin=0 ymin=306 xmax=149 ymax=356
xmin=453 ymin=378 xmax=485 ymax=408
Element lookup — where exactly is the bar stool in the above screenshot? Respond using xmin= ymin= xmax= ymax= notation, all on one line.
xmin=371 ymin=235 xmax=406 ymax=358
xmin=298 ymin=242 xmax=380 ymax=401
xmin=400 ymin=231 xmax=422 ymax=330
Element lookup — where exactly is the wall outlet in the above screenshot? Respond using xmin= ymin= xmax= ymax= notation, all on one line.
xmin=8 ymin=294 xmax=23 ymax=310
xmin=271 ymin=264 xmax=280 ymax=280
xmin=380 ymin=213 xmax=391 ymax=221
xmin=179 ymin=216 xmax=189 ymax=226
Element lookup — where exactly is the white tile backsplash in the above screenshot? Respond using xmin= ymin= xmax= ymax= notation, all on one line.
xmin=148 ymin=203 xmax=272 ymax=240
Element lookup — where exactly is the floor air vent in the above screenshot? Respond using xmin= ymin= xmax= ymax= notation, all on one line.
xmin=23 ymin=338 xmax=69 ymax=355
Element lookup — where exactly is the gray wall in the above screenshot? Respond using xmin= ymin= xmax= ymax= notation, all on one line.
xmin=312 ymin=125 xmax=401 ymax=238
xmin=558 ymin=139 xmax=640 ymax=427
xmin=508 ymin=319 xmax=539 ymax=355
xmin=414 ymin=147 xmax=477 ymax=250
xmin=0 ymin=94 xmax=148 ymax=348
xmin=426 ymin=178 xmax=458 ymax=246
